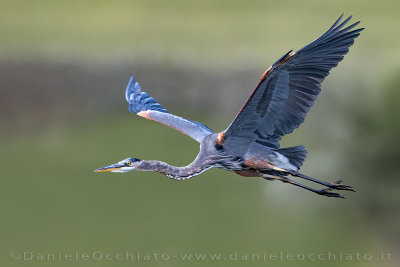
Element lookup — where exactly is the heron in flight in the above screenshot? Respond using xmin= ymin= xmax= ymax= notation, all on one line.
xmin=96 ymin=15 xmax=363 ymax=198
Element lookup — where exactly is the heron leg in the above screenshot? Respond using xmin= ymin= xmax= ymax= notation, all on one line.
xmin=289 ymin=172 xmax=354 ymax=192
xmin=263 ymin=174 xmax=345 ymax=198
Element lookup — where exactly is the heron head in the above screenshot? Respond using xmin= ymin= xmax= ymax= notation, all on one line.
xmin=94 ymin=158 xmax=142 ymax=173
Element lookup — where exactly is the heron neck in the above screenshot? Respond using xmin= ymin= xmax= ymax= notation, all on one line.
xmin=137 ymin=160 xmax=209 ymax=180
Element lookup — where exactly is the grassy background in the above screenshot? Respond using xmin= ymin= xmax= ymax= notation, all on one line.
xmin=0 ymin=0 xmax=399 ymax=266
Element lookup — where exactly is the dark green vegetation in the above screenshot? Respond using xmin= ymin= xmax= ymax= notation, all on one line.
xmin=0 ymin=1 xmax=399 ymax=266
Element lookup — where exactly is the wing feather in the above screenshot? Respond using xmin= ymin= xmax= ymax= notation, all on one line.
xmin=125 ymin=77 xmax=214 ymax=143
xmin=223 ymin=15 xmax=363 ymax=154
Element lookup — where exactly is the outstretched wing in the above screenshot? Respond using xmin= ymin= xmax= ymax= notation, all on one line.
xmin=223 ymin=15 xmax=363 ymax=154
xmin=125 ymin=77 xmax=214 ymax=143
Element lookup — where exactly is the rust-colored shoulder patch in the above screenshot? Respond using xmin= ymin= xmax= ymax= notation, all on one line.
xmin=274 ymin=50 xmax=295 ymax=68
xmin=258 ymin=51 xmax=295 ymax=85
xmin=260 ymin=66 xmax=272 ymax=81
xmin=217 ymin=132 xmax=225 ymax=146
xmin=137 ymin=110 xmax=151 ymax=119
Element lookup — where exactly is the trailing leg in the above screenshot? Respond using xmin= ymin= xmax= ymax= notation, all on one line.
xmin=263 ymin=174 xmax=345 ymax=198
xmin=289 ymin=172 xmax=354 ymax=192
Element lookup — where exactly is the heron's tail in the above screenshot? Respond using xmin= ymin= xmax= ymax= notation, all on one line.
xmin=276 ymin=145 xmax=307 ymax=170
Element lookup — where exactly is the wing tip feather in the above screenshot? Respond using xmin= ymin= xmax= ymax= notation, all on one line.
xmin=125 ymin=76 xmax=142 ymax=103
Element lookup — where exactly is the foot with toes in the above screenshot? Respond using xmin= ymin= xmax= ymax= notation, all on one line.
xmin=318 ymin=188 xmax=345 ymax=198
xmin=329 ymin=180 xmax=355 ymax=191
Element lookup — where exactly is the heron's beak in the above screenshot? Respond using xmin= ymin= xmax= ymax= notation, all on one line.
xmin=94 ymin=163 xmax=124 ymax=172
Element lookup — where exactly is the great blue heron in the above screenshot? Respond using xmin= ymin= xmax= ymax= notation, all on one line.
xmin=95 ymin=15 xmax=363 ymax=198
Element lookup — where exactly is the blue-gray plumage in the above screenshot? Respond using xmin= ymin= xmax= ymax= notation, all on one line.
xmin=95 ymin=15 xmax=363 ymax=198
xmin=125 ymin=76 xmax=214 ymax=142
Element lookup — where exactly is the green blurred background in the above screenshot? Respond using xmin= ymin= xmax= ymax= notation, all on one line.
xmin=0 ymin=0 xmax=399 ymax=266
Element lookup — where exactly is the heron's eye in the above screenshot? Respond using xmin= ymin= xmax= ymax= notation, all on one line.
xmin=126 ymin=162 xmax=131 ymax=166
